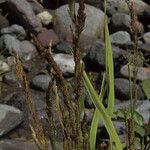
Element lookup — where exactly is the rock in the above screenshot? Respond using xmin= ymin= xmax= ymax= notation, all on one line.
xmin=140 ymin=43 xmax=150 ymax=54
xmin=109 ymin=13 xmax=144 ymax=34
xmin=6 ymin=91 xmax=47 ymax=122
xmin=0 ymin=13 xmax=9 ymax=30
xmin=0 ymin=60 xmax=10 ymax=75
xmin=19 ymin=40 xmax=37 ymax=61
xmin=53 ymin=41 xmax=72 ymax=54
xmin=37 ymin=29 xmax=59 ymax=48
xmin=6 ymin=90 xmax=64 ymax=141
xmin=114 ymin=78 xmax=144 ymax=100
xmin=143 ymin=32 xmax=150 ymax=43
xmin=0 ymin=0 xmax=7 ymax=4
xmin=0 ymin=139 xmax=38 ymax=150
xmin=110 ymin=31 xmax=131 ymax=47
xmin=0 ymin=104 xmax=23 ymax=137
xmin=37 ymin=11 xmax=53 ymax=26
xmin=0 ymin=34 xmax=20 ymax=55
xmin=4 ymin=0 xmax=42 ymax=32
xmin=30 ymin=74 xmax=52 ymax=91
xmin=100 ymin=0 xmax=149 ymax=16
xmin=6 ymin=56 xmax=16 ymax=67
xmin=53 ymin=53 xmax=75 ymax=76
xmin=136 ymin=100 xmax=150 ymax=123
xmin=3 ymin=70 xmax=19 ymax=84
xmin=29 ymin=1 xmax=44 ymax=14
xmin=120 ymin=65 xmax=150 ymax=81
xmin=54 ymin=3 xmax=104 ymax=49
xmin=114 ymin=100 xmax=150 ymax=123
xmin=0 ymin=24 xmax=27 ymax=40
xmin=0 ymin=35 xmax=37 ymax=61
xmin=83 ymin=40 xmax=125 ymax=71
xmin=0 ymin=139 xmax=63 ymax=150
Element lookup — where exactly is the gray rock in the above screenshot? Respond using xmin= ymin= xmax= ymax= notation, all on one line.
xmin=0 ymin=0 xmax=7 ymax=4
xmin=114 ymin=100 xmax=150 ymax=123
xmin=0 ymin=104 xmax=23 ymax=137
xmin=53 ymin=41 xmax=72 ymax=54
xmin=83 ymin=40 xmax=125 ymax=71
xmin=0 ymin=139 xmax=38 ymax=150
xmin=6 ymin=91 xmax=64 ymax=141
xmin=0 ymin=24 xmax=27 ymax=40
xmin=109 ymin=13 xmax=144 ymax=34
xmin=110 ymin=31 xmax=131 ymax=46
xmin=5 ymin=0 xmax=42 ymax=32
xmin=31 ymin=74 xmax=52 ymax=91
xmin=0 ymin=139 xmax=63 ymax=150
xmin=0 ymin=13 xmax=9 ymax=30
xmin=120 ymin=65 xmax=150 ymax=81
xmin=53 ymin=53 xmax=75 ymax=76
xmin=28 ymin=1 xmax=44 ymax=14
xmin=3 ymin=70 xmax=18 ymax=84
xmin=54 ymin=3 xmax=104 ymax=49
xmin=19 ymin=40 xmax=37 ymax=61
xmin=100 ymin=0 xmax=149 ymax=16
xmin=114 ymin=78 xmax=144 ymax=100
xmin=136 ymin=100 xmax=150 ymax=123
xmin=6 ymin=91 xmax=47 ymax=122
xmin=140 ymin=43 xmax=150 ymax=54
xmin=0 ymin=34 xmax=20 ymax=54
xmin=143 ymin=32 xmax=150 ymax=43
xmin=0 ymin=35 xmax=37 ymax=61
xmin=0 ymin=60 xmax=10 ymax=75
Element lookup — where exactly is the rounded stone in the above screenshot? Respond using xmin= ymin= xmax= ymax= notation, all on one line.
xmin=143 ymin=32 xmax=150 ymax=43
xmin=0 ymin=104 xmax=23 ymax=137
xmin=0 ymin=60 xmax=10 ymax=75
xmin=37 ymin=29 xmax=59 ymax=48
xmin=37 ymin=11 xmax=53 ymax=26
xmin=30 ymin=74 xmax=52 ymax=91
xmin=110 ymin=31 xmax=131 ymax=46
xmin=54 ymin=3 xmax=104 ymax=49
xmin=0 ymin=24 xmax=27 ymax=40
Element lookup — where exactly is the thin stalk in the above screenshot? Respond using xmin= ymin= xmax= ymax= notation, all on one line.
xmin=68 ymin=0 xmax=86 ymax=149
xmin=14 ymin=51 xmax=48 ymax=150
xmin=125 ymin=1 xmax=139 ymax=149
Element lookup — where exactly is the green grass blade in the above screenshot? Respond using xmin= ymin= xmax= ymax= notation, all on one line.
xmin=89 ymin=73 xmax=106 ymax=150
xmin=142 ymin=78 xmax=150 ymax=100
xmin=104 ymin=0 xmax=115 ymax=117
xmin=90 ymin=109 xmax=101 ymax=150
xmin=83 ymin=71 xmax=123 ymax=150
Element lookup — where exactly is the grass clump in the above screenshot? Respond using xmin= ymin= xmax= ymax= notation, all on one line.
xmin=13 ymin=0 xmax=150 ymax=150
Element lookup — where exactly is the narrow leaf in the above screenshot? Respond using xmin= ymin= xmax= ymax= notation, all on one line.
xmin=89 ymin=73 xmax=106 ymax=150
xmin=142 ymin=78 xmax=150 ymax=100
xmin=83 ymin=71 xmax=123 ymax=150
xmin=104 ymin=0 xmax=115 ymax=117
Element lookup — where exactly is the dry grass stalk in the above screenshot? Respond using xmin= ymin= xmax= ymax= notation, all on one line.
xmin=46 ymin=80 xmax=57 ymax=150
xmin=14 ymin=50 xmax=48 ymax=150
xmin=69 ymin=0 xmax=86 ymax=149
xmin=31 ymin=35 xmax=77 ymax=149
xmin=125 ymin=1 xmax=139 ymax=150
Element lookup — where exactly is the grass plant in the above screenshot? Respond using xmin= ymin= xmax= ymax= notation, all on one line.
xmin=13 ymin=0 xmax=150 ymax=150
